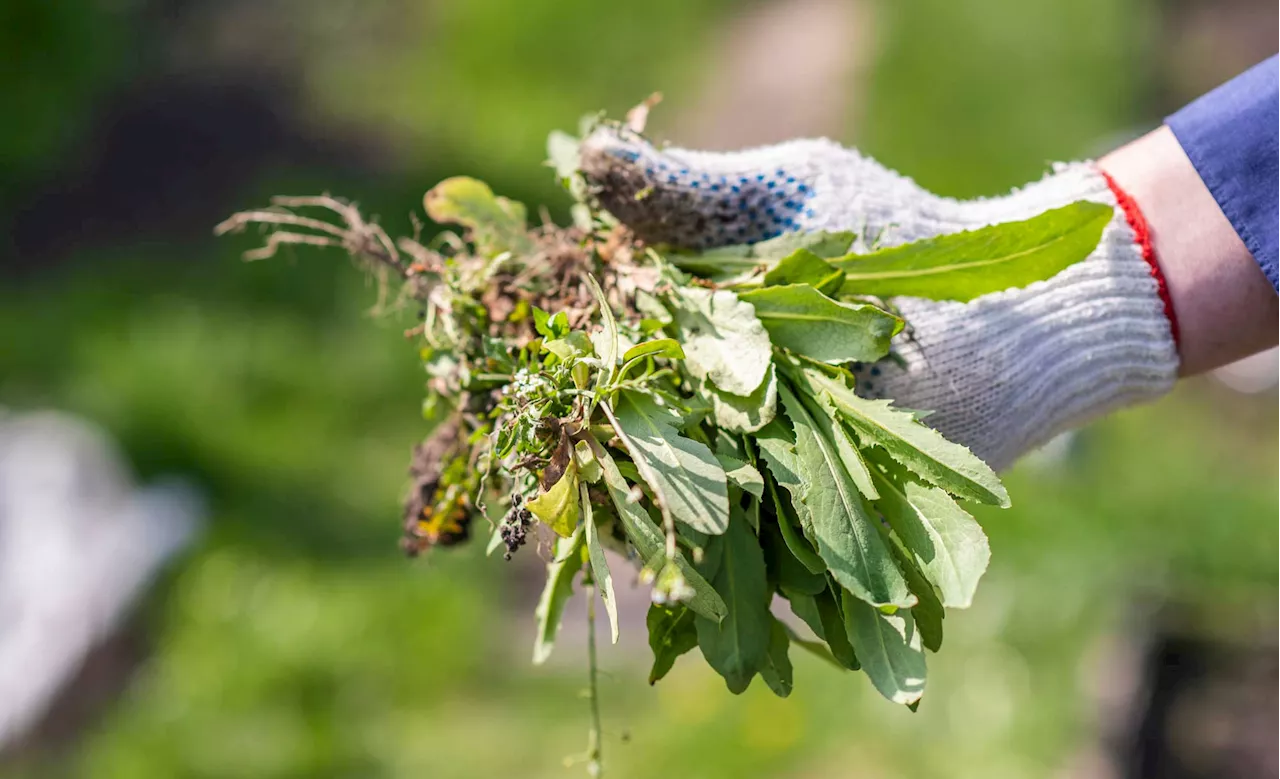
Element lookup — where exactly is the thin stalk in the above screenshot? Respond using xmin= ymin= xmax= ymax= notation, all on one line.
xmin=585 ymin=583 xmax=604 ymax=777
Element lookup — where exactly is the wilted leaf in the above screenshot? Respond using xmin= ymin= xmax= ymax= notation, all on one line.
xmin=527 ymin=444 xmax=580 ymax=537
xmin=739 ymin=284 xmax=902 ymax=364
xmin=609 ymin=392 xmax=729 ymax=535
xmin=670 ymin=287 xmax=772 ymax=396
xmin=834 ymin=201 xmax=1112 ymax=301
xmin=424 ymin=176 xmax=536 ymax=256
xmin=842 ymin=589 xmax=927 ymax=705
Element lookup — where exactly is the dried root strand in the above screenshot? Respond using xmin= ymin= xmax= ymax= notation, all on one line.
xmin=215 ymin=195 xmax=446 ymax=302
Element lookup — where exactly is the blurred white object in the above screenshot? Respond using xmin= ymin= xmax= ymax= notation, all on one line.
xmin=1210 ymin=346 xmax=1279 ymax=394
xmin=0 ymin=411 xmax=202 ymax=748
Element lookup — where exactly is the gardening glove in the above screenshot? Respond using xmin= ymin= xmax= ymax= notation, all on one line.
xmin=579 ymin=127 xmax=1180 ymax=471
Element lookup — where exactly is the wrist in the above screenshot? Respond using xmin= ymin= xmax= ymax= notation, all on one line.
xmin=1099 ymin=126 xmax=1278 ymax=375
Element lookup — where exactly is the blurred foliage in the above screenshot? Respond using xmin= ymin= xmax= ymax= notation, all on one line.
xmin=0 ymin=0 xmax=1274 ymax=777
xmin=0 ymin=1 xmax=129 ymax=186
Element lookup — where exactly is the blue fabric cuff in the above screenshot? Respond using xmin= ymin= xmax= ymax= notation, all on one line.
xmin=1166 ymin=56 xmax=1279 ymax=291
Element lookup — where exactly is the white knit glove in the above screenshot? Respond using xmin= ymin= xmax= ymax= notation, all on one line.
xmin=580 ymin=128 xmax=1180 ymax=470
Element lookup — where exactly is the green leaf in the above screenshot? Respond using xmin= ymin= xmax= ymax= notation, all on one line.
xmin=532 ymin=526 xmax=584 ymax=664
xmin=805 ymin=367 xmax=1009 ymax=506
xmin=587 ymin=436 xmax=726 ymax=621
xmin=646 ymin=604 xmax=698 ymax=684
xmin=609 ymin=392 xmax=730 ymax=536
xmin=680 ymin=231 xmax=857 ymax=274
xmin=869 ymin=460 xmax=989 ymax=609
xmin=759 ymin=618 xmax=794 ymax=698
xmin=696 ymin=510 xmax=773 ymax=694
xmin=842 ymin=589 xmax=927 ymax=704
xmin=785 ymin=587 xmax=859 ymax=670
xmin=762 ymin=520 xmax=825 ymax=595
xmin=833 ymin=201 xmax=1112 ymax=301
xmin=886 ymin=542 xmax=945 ymax=653
xmin=757 ymin=425 xmax=826 ymax=575
xmin=526 ymin=455 xmax=580 ymax=537
xmin=533 ymin=308 xmax=570 ymax=339
xmin=423 ymin=176 xmax=536 ymax=256
xmin=582 ymin=483 xmax=619 ymax=644
xmin=715 ymin=454 xmax=764 ymax=499
xmin=707 ymin=366 xmax=777 ymax=434
xmin=737 ymin=284 xmax=902 ymax=364
xmin=543 ymin=331 xmax=594 ymax=362
xmin=783 ymin=623 xmax=851 ymax=672
xmin=755 ymin=230 xmax=857 ymax=259
xmin=574 ymin=439 xmax=602 ymax=484
xmin=777 ymin=383 xmax=913 ymax=608
xmin=670 ymin=286 xmax=772 ymax=396
xmin=584 ymin=274 xmax=619 ymax=396
xmin=763 ymin=248 xmax=846 ymax=294
xmin=622 ymin=338 xmax=685 ymax=364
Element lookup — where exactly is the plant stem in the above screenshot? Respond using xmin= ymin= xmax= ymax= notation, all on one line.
xmin=585 ymin=583 xmax=604 ymax=777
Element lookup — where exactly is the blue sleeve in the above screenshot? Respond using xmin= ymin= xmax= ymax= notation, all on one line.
xmin=1166 ymin=56 xmax=1279 ymax=291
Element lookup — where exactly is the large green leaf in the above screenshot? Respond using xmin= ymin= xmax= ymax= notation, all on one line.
xmin=833 ymin=201 xmax=1112 ymax=301
xmin=423 ymin=176 xmax=536 ymax=256
xmin=581 ymin=483 xmax=619 ymax=644
xmin=587 ymin=436 xmax=726 ymax=621
xmin=738 ymin=284 xmax=902 ymax=364
xmin=670 ymin=286 xmax=772 ymax=396
xmin=609 ymin=392 xmax=729 ymax=535
xmin=842 ymin=589 xmax=927 ymax=705
xmin=777 ymin=384 xmax=913 ymax=609
xmin=695 ymin=510 xmax=773 ymax=694
xmin=869 ymin=459 xmax=990 ymax=609
xmin=532 ymin=526 xmax=584 ymax=664
xmin=805 ymin=366 xmax=1008 ymax=507
xmin=645 ymin=604 xmax=698 ymax=684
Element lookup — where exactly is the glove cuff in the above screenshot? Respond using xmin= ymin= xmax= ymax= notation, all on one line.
xmin=863 ymin=163 xmax=1181 ymax=470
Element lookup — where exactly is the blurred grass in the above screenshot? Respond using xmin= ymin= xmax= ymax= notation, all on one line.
xmin=1 ymin=0 xmax=1275 ymax=777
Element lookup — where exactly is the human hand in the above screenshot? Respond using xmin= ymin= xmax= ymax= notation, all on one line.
xmin=579 ymin=127 xmax=1179 ymax=470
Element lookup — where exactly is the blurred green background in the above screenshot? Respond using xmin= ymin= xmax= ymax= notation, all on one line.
xmin=1 ymin=1 xmax=1275 ymax=777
